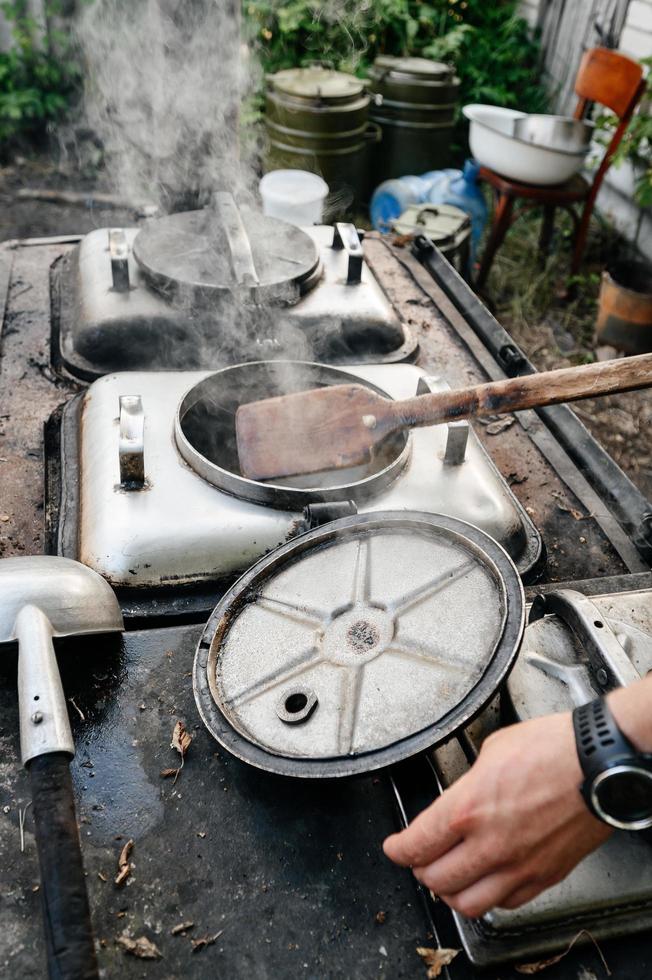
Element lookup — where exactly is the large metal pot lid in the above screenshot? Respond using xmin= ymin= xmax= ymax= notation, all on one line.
xmin=371 ymin=56 xmax=453 ymax=80
xmin=175 ymin=361 xmax=410 ymax=509
xmin=268 ymin=66 xmax=366 ymax=102
xmin=194 ymin=512 xmax=525 ymax=777
xmin=133 ymin=196 xmax=320 ymax=303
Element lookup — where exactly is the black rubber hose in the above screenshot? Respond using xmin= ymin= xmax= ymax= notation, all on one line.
xmin=27 ymin=753 xmax=99 ymax=980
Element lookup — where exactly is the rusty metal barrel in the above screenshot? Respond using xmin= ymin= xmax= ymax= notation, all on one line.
xmin=368 ymin=56 xmax=460 ymax=183
xmin=264 ymin=66 xmax=380 ymax=206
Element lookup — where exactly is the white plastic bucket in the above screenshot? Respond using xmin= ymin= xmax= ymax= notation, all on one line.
xmin=259 ymin=170 xmax=329 ymax=226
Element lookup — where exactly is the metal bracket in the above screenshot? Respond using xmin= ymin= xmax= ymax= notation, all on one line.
xmin=109 ymin=229 xmax=130 ymax=292
xmin=119 ymin=395 xmax=145 ymax=489
xmin=529 ymin=589 xmax=641 ymax=691
xmin=332 ymin=223 xmax=363 ymax=284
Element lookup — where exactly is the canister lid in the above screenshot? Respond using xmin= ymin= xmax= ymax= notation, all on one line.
xmin=194 ymin=512 xmax=524 ymax=777
xmin=373 ymin=55 xmax=453 ymax=80
xmin=393 ymin=204 xmax=471 ymax=245
xmin=268 ymin=66 xmax=366 ymax=102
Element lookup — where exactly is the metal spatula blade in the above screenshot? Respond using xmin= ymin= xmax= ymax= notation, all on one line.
xmin=236 ymin=384 xmax=395 ymax=480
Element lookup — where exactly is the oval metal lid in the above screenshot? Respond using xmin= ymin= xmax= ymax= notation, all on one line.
xmin=133 ymin=207 xmax=320 ymax=302
xmin=194 ymin=513 xmax=525 ymax=777
xmin=373 ymin=55 xmax=453 ymax=80
xmin=269 ymin=66 xmax=365 ymax=101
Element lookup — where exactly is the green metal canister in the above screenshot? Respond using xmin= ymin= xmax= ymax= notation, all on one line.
xmin=264 ymin=67 xmax=379 ymax=206
xmin=368 ymin=57 xmax=460 ymax=183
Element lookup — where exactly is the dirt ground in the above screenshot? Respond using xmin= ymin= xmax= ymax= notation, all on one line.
xmin=2 ymin=154 xmax=650 ymax=503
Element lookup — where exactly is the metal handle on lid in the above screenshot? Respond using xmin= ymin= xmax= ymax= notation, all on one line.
xmin=212 ymin=191 xmax=260 ymax=287
xmin=109 ymin=228 xmax=130 ymax=292
xmin=529 ymin=589 xmax=641 ymax=691
xmin=119 ymin=395 xmax=145 ymax=489
xmin=332 ymin=223 xmax=363 ymax=284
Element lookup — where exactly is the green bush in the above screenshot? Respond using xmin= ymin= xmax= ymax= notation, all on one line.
xmin=0 ymin=1 xmax=79 ymax=148
xmin=246 ymin=0 xmax=548 ymax=116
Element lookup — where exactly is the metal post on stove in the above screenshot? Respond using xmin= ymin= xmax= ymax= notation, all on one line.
xmin=444 ymin=420 xmax=469 ymax=466
xmin=119 ymin=395 xmax=145 ymax=489
xmin=417 ymin=375 xmax=469 ymax=466
xmin=332 ymin=223 xmax=363 ymax=284
xmin=109 ymin=229 xmax=130 ymax=292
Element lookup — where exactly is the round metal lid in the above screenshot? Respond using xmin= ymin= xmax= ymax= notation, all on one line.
xmin=269 ymin=66 xmax=365 ymax=102
xmin=175 ymin=362 xmax=411 ymax=510
xmin=194 ymin=512 xmax=525 ymax=777
xmin=372 ymin=56 xmax=452 ymax=80
xmin=132 ymin=205 xmax=320 ymax=303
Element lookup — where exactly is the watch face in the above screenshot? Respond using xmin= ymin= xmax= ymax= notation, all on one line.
xmin=592 ymin=765 xmax=652 ymax=831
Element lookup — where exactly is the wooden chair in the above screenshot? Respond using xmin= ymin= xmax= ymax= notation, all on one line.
xmin=475 ymin=47 xmax=646 ymax=290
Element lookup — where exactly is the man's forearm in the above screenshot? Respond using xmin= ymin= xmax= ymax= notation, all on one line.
xmin=609 ymin=673 xmax=652 ymax=752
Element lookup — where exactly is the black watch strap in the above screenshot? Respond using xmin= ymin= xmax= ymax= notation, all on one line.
xmin=573 ymin=697 xmax=636 ymax=781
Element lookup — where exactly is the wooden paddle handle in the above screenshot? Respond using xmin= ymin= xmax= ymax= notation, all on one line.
xmin=28 ymin=753 xmax=99 ymax=980
xmin=393 ymin=353 xmax=652 ymax=429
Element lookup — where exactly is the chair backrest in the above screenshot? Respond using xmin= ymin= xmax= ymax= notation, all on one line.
xmin=574 ymin=46 xmax=644 ymax=119
xmin=573 ymin=47 xmax=646 ymax=202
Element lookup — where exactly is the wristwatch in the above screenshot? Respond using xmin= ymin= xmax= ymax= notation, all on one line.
xmin=573 ymin=697 xmax=652 ymax=831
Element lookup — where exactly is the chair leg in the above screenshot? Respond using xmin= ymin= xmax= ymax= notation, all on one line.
xmin=476 ymin=193 xmax=514 ymax=290
xmin=538 ymin=205 xmax=556 ymax=262
xmin=570 ymin=201 xmax=593 ymax=278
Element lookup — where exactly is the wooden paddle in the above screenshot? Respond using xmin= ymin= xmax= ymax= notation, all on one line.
xmin=236 ymin=353 xmax=652 ymax=481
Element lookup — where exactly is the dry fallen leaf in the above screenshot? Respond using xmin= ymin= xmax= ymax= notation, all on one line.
xmin=417 ymin=946 xmax=460 ymax=978
xmin=115 ymin=838 xmax=133 ymax=887
xmin=171 ymin=921 xmax=194 ymax=936
xmin=162 ymin=720 xmax=193 ymax=784
xmin=485 ymin=415 xmax=516 ymax=436
xmin=191 ymin=930 xmax=223 ymax=953
xmin=551 ymin=491 xmax=586 ymax=521
xmin=515 ymin=930 xmax=610 ymax=976
xmin=172 ymin=720 xmax=192 ymax=758
xmin=117 ymin=932 xmax=162 ymax=960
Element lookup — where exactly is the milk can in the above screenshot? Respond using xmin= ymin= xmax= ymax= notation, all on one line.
xmin=264 ymin=66 xmax=380 ymax=206
xmin=368 ymin=56 xmax=460 ymax=183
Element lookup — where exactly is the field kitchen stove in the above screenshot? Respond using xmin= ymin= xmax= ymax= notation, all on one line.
xmin=47 ymin=360 xmax=542 ymax=616
xmin=52 ymin=193 xmax=416 ymax=379
xmin=4 ymin=230 xmax=652 ymax=978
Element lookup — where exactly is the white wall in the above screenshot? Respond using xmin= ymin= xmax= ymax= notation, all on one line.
xmin=620 ymin=0 xmax=652 ymax=60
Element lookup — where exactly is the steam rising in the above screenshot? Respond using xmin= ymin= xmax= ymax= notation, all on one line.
xmin=76 ymin=0 xmax=257 ymax=212
xmin=74 ymin=0 xmax=318 ymax=366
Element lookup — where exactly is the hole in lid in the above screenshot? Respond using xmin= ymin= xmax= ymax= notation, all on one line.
xmin=285 ymin=692 xmax=308 ymax=714
xmin=594 ymin=620 xmax=604 ymax=629
xmin=33 ymin=695 xmax=40 ymax=701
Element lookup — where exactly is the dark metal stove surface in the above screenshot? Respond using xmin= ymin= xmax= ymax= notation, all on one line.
xmin=0 ymin=621 xmax=424 ymax=977
xmin=1 ymin=621 xmax=650 ymax=980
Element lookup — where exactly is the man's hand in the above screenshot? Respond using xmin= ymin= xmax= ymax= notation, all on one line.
xmin=383 ymin=712 xmax=611 ymax=918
